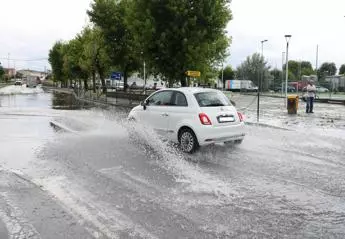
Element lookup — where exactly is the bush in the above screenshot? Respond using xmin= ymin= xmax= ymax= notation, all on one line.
xmin=338 ymin=87 xmax=345 ymax=92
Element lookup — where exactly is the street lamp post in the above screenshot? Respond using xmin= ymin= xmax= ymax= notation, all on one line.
xmin=284 ymin=35 xmax=292 ymax=107
xmin=257 ymin=39 xmax=268 ymax=122
xmin=141 ymin=51 xmax=146 ymax=94
xmin=144 ymin=61 xmax=146 ymax=94
xmin=281 ymin=52 xmax=285 ymax=97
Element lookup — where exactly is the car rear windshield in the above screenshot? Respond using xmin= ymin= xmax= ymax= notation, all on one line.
xmin=194 ymin=92 xmax=231 ymax=107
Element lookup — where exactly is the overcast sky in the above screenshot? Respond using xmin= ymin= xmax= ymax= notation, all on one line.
xmin=0 ymin=0 xmax=344 ymax=73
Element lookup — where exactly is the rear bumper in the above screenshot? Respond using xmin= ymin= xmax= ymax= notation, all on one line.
xmin=197 ymin=122 xmax=246 ymax=146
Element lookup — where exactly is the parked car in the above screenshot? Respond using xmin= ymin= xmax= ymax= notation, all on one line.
xmin=302 ymin=85 xmax=329 ymax=93
xmin=274 ymin=86 xmax=296 ymax=93
xmin=316 ymin=86 xmax=329 ymax=93
xmin=14 ymin=80 xmax=22 ymax=86
xmin=128 ymin=88 xmax=246 ymax=153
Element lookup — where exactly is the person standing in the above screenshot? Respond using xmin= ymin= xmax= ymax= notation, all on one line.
xmin=306 ymin=80 xmax=316 ymax=113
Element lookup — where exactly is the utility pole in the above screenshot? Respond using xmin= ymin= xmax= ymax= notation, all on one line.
xmin=316 ymin=44 xmax=319 ymax=73
xmin=257 ymin=39 xmax=268 ymax=123
xmin=281 ymin=52 xmax=285 ymax=97
xmin=284 ymin=35 xmax=292 ymax=107
xmin=143 ymin=60 xmax=146 ymax=94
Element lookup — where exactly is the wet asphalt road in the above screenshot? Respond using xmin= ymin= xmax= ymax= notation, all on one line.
xmin=0 ymin=89 xmax=345 ymax=238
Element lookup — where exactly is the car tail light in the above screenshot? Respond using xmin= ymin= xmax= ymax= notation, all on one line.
xmin=237 ymin=112 xmax=245 ymax=122
xmin=199 ymin=113 xmax=212 ymax=125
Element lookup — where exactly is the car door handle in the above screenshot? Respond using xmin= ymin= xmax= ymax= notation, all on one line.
xmin=161 ymin=113 xmax=169 ymax=117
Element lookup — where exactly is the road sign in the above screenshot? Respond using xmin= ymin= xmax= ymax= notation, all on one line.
xmin=185 ymin=71 xmax=201 ymax=77
xmin=111 ymin=72 xmax=122 ymax=80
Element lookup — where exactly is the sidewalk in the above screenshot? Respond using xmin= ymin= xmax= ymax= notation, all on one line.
xmin=232 ymin=94 xmax=345 ymax=130
xmin=244 ymin=91 xmax=345 ymax=103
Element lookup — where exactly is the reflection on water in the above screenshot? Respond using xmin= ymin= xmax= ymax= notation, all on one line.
xmin=52 ymin=92 xmax=91 ymax=110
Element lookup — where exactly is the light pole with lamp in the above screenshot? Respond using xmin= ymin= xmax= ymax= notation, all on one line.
xmin=257 ymin=39 xmax=268 ymax=122
xmin=284 ymin=35 xmax=292 ymax=107
xmin=281 ymin=52 xmax=285 ymax=97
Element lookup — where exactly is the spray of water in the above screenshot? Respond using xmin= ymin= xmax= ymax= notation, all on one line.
xmin=46 ymin=107 xmax=241 ymax=202
xmin=0 ymin=85 xmax=44 ymax=95
xmin=122 ymin=120 xmax=239 ymax=200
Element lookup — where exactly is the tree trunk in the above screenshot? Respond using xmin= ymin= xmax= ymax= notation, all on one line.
xmin=180 ymin=77 xmax=187 ymax=87
xmin=99 ymin=70 xmax=106 ymax=94
xmin=92 ymin=70 xmax=96 ymax=93
xmin=123 ymin=70 xmax=128 ymax=92
xmin=83 ymin=79 xmax=88 ymax=91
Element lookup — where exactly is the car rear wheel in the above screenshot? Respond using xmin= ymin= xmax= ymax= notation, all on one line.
xmin=178 ymin=128 xmax=199 ymax=154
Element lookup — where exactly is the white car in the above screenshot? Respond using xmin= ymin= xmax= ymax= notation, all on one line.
xmin=128 ymin=88 xmax=245 ymax=153
xmin=316 ymin=86 xmax=329 ymax=93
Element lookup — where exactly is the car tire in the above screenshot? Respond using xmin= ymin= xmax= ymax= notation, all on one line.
xmin=178 ymin=128 xmax=199 ymax=154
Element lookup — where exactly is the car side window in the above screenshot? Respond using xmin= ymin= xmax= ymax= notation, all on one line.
xmin=172 ymin=92 xmax=188 ymax=107
xmin=147 ymin=91 xmax=174 ymax=106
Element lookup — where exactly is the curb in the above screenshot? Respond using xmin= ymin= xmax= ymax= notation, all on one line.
xmin=49 ymin=121 xmax=78 ymax=134
xmin=76 ymin=96 xmax=136 ymax=108
xmin=47 ymin=87 xmax=137 ymax=108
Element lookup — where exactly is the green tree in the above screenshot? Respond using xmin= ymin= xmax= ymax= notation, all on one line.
xmin=283 ymin=60 xmax=299 ymax=81
xmin=220 ymin=65 xmax=235 ymax=80
xmin=78 ymin=27 xmax=111 ymax=93
xmin=270 ymin=68 xmax=283 ymax=88
xmin=219 ymin=65 xmax=234 ymax=87
xmin=0 ymin=64 xmax=4 ymax=80
xmin=317 ymin=62 xmax=337 ymax=80
xmin=88 ymin=0 xmax=139 ymax=91
xmin=283 ymin=60 xmax=315 ymax=81
xmin=300 ymin=61 xmax=315 ymax=76
xmin=301 ymin=61 xmax=313 ymax=70
xmin=48 ymin=41 xmax=66 ymax=87
xmin=128 ymin=0 xmax=232 ymax=87
xmin=236 ymin=53 xmax=271 ymax=90
xmin=339 ymin=64 xmax=345 ymax=75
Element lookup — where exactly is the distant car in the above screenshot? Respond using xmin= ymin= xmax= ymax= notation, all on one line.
xmin=302 ymin=86 xmax=329 ymax=93
xmin=316 ymin=86 xmax=329 ymax=93
xmin=274 ymin=86 xmax=296 ymax=93
xmin=128 ymin=88 xmax=246 ymax=153
xmin=14 ymin=80 xmax=22 ymax=86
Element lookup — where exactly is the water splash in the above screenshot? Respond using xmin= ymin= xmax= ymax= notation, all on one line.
xmin=0 ymin=85 xmax=44 ymax=95
xmin=124 ymin=120 xmax=239 ymax=200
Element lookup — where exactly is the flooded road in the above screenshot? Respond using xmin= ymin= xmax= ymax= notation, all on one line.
xmin=0 ymin=88 xmax=345 ymax=238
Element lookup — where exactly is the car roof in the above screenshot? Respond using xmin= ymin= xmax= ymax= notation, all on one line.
xmin=159 ymin=87 xmax=219 ymax=94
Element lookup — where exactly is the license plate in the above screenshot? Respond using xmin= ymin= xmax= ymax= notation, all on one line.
xmin=218 ymin=116 xmax=235 ymax=123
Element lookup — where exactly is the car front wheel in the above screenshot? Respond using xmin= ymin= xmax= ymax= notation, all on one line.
xmin=178 ymin=128 xmax=199 ymax=154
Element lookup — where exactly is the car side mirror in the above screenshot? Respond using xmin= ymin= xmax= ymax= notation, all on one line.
xmin=141 ymin=100 xmax=147 ymax=110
